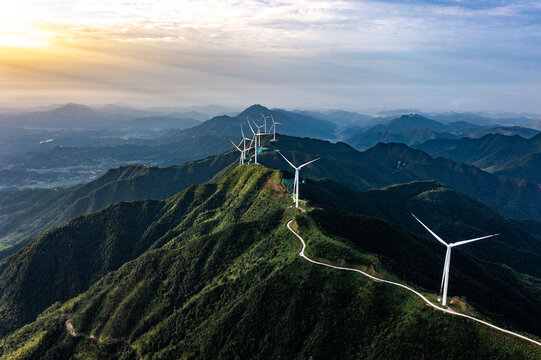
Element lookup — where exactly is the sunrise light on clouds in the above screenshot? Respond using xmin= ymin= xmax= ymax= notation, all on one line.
xmin=1 ymin=0 xmax=541 ymax=111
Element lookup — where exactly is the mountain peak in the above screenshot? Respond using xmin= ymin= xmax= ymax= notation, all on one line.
xmin=51 ymin=103 xmax=94 ymax=115
xmin=386 ymin=114 xmax=445 ymax=131
xmin=237 ymin=104 xmax=271 ymax=119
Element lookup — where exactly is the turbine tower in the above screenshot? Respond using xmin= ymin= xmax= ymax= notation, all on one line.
xmin=230 ymin=138 xmax=253 ymax=165
xmin=411 ymin=214 xmax=500 ymax=306
xmin=240 ymin=124 xmax=252 ymax=162
xmin=260 ymin=113 xmax=269 ymax=133
xmin=278 ymin=151 xmax=319 ymax=208
xmin=247 ymin=119 xmax=260 ymax=164
xmin=269 ymin=115 xmax=282 ymax=141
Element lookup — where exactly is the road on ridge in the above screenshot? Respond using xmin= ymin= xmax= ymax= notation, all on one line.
xmin=286 ymin=220 xmax=541 ymax=348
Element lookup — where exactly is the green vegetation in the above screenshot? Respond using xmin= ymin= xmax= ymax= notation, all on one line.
xmin=258 ymin=135 xmax=541 ymax=219
xmin=301 ymin=178 xmax=541 ymax=279
xmin=3 ymin=132 xmax=540 ymax=259
xmin=0 ymin=152 xmax=237 ymax=256
xmin=415 ymin=133 xmax=541 ymax=184
xmin=0 ymin=165 xmax=539 ymax=359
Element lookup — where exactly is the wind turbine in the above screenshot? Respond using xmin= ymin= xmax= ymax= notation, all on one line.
xmin=278 ymin=151 xmax=319 ymax=208
xmin=229 ymin=136 xmax=253 ymax=165
xmin=411 ymin=214 xmax=500 ymax=307
xmin=260 ymin=113 xmax=275 ymax=134
xmin=269 ymin=115 xmax=282 ymax=141
xmin=240 ymin=124 xmax=252 ymax=162
xmin=246 ymin=119 xmax=260 ymax=164
xmin=229 ymin=139 xmax=245 ymax=165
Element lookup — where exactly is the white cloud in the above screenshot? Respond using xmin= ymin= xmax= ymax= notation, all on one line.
xmin=1 ymin=0 xmax=541 ymax=111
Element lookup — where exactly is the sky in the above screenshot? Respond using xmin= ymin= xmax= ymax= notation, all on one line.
xmin=1 ymin=0 xmax=540 ymax=112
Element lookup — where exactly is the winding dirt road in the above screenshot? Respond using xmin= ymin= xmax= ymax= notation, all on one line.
xmin=286 ymin=220 xmax=541 ymax=348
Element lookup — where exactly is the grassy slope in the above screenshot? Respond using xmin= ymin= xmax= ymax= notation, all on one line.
xmin=0 ymin=166 xmax=539 ymax=359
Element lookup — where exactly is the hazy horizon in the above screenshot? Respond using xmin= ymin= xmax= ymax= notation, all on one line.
xmin=2 ymin=101 xmax=541 ymax=118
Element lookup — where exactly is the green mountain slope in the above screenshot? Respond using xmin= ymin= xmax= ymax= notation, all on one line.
xmin=0 ymin=152 xmax=237 ymax=255
xmin=301 ymin=179 xmax=541 ymax=277
xmin=258 ymin=136 xmax=541 ymax=219
xmin=0 ymin=166 xmax=539 ymax=359
xmin=415 ymin=133 xmax=541 ymax=184
xmin=3 ymin=133 xmax=540 ymax=258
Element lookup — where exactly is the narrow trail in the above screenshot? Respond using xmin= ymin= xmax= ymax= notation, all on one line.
xmin=286 ymin=220 xmax=541 ymax=348
xmin=65 ymin=320 xmax=78 ymax=337
xmin=65 ymin=319 xmax=126 ymax=346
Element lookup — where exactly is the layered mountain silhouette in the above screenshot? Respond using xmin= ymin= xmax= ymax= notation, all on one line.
xmin=179 ymin=104 xmax=338 ymax=140
xmin=2 ymin=134 xmax=540 ymax=258
xmin=346 ymin=114 xmax=539 ymax=150
xmin=415 ymin=133 xmax=541 ymax=184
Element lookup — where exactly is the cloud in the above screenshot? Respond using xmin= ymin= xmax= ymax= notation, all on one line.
xmin=1 ymin=0 xmax=541 ymax=111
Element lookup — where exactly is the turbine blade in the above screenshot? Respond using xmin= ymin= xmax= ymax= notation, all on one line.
xmin=411 ymin=214 xmax=448 ymax=246
xmin=451 ymin=233 xmax=500 ymax=247
xmin=229 ymin=139 xmax=241 ymax=151
xmin=247 ymin=118 xmax=255 ymax=134
xmin=277 ymin=151 xmax=297 ymax=169
xmin=298 ymin=157 xmax=320 ymax=169
xmin=241 ymin=124 xmax=245 ymax=139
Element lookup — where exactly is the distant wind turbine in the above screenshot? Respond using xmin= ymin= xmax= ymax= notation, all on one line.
xmin=278 ymin=151 xmax=319 ymax=208
xmin=411 ymin=214 xmax=500 ymax=306
xmin=240 ymin=124 xmax=252 ymax=161
xmin=269 ymin=115 xmax=282 ymax=141
xmin=229 ymin=139 xmax=252 ymax=165
xmin=260 ymin=113 xmax=269 ymax=133
xmin=247 ymin=119 xmax=260 ymax=164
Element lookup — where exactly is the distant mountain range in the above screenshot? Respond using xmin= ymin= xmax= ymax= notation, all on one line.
xmin=414 ymin=133 xmax=541 ymax=184
xmin=257 ymin=135 xmax=541 ymax=220
xmin=0 ymin=104 xmax=341 ymax=189
xmin=0 ymin=165 xmax=539 ymax=359
xmin=345 ymin=114 xmax=539 ymax=150
xmin=1 ymin=104 xmax=538 ymax=190
xmin=179 ymin=104 xmax=339 ymax=140
xmin=0 ymin=103 xmax=208 ymax=131
xmin=2 ymin=134 xmax=540 ymax=260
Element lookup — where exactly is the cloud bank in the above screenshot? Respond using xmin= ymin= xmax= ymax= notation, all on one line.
xmin=0 ymin=0 xmax=540 ymax=111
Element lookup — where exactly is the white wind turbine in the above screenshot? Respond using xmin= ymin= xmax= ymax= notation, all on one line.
xmin=246 ymin=119 xmax=262 ymax=164
xmin=229 ymin=137 xmax=253 ymax=165
xmin=269 ymin=115 xmax=282 ymax=141
xmin=278 ymin=151 xmax=319 ymax=208
xmin=240 ymin=124 xmax=252 ymax=162
xmin=229 ymin=139 xmax=245 ymax=165
xmin=260 ymin=113 xmax=270 ymax=133
xmin=411 ymin=214 xmax=500 ymax=307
